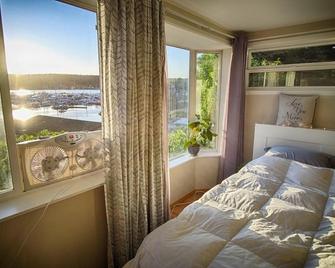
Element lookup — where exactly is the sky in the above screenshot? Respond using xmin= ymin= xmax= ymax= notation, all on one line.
xmin=1 ymin=0 xmax=99 ymax=75
xmin=166 ymin=46 xmax=190 ymax=79
xmin=1 ymin=0 xmax=189 ymax=78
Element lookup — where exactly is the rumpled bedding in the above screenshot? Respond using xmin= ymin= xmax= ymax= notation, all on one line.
xmin=125 ymin=155 xmax=335 ymax=268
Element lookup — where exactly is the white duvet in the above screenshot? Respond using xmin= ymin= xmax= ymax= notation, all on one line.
xmin=126 ymin=155 xmax=335 ymax=268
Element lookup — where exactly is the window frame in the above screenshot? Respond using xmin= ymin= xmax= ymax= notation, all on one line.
xmin=0 ymin=10 xmax=24 ymax=199
xmin=0 ymin=1 xmax=101 ymax=200
xmin=166 ymin=45 xmax=191 ymax=160
xmin=246 ymin=41 xmax=335 ymax=91
xmin=194 ymin=50 xmax=222 ymax=152
xmin=167 ymin=45 xmax=224 ymax=160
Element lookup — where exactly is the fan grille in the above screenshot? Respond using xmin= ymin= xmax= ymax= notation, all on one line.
xmin=31 ymin=146 xmax=69 ymax=182
xmin=75 ymin=139 xmax=103 ymax=170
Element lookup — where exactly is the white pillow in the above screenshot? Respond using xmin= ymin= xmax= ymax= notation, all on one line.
xmin=276 ymin=94 xmax=318 ymax=128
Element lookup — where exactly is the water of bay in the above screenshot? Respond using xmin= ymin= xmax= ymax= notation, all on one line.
xmin=11 ymin=89 xmax=101 ymax=122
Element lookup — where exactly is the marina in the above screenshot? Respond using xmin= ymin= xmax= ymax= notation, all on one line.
xmin=10 ymin=88 xmax=101 ymax=122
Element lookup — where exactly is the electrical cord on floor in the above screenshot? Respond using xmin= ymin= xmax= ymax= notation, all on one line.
xmin=170 ymin=190 xmax=208 ymax=216
xmin=9 ymin=182 xmax=76 ymax=268
xmin=194 ymin=190 xmax=207 ymax=196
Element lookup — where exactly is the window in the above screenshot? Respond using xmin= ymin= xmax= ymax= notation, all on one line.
xmin=0 ymin=0 xmax=100 ymax=194
xmin=167 ymin=46 xmax=189 ymax=159
xmin=250 ymin=44 xmax=335 ymax=67
xmin=196 ymin=52 xmax=220 ymax=148
xmin=247 ymin=44 xmax=335 ymax=88
xmin=1 ymin=0 xmax=100 ymax=143
xmin=0 ymin=96 xmax=12 ymax=193
xmin=249 ymin=70 xmax=335 ymax=87
xmin=167 ymin=47 xmax=222 ymax=159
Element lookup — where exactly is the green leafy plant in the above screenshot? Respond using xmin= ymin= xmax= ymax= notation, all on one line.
xmin=0 ymin=140 xmax=11 ymax=190
xmin=250 ymin=56 xmax=282 ymax=67
xmin=197 ymin=53 xmax=219 ymax=121
xmin=16 ymin=129 xmax=64 ymax=143
xmin=184 ymin=114 xmax=217 ymax=148
xmin=168 ymin=128 xmax=188 ymax=156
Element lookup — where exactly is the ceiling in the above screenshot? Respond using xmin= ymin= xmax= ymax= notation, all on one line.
xmin=169 ymin=0 xmax=335 ymax=32
xmin=64 ymin=0 xmax=335 ymax=49
xmin=165 ymin=23 xmax=230 ymax=50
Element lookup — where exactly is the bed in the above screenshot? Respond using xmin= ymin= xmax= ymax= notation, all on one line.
xmin=126 ymin=124 xmax=335 ymax=268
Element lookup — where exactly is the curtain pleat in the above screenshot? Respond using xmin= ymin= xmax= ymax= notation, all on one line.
xmin=97 ymin=0 xmax=169 ymax=267
xmin=218 ymin=32 xmax=248 ymax=182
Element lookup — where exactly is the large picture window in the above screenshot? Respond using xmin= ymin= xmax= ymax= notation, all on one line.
xmin=167 ymin=46 xmax=189 ymax=159
xmin=247 ymin=44 xmax=335 ymax=88
xmin=1 ymin=0 xmax=100 ymax=144
xmin=0 ymin=0 xmax=100 ymax=195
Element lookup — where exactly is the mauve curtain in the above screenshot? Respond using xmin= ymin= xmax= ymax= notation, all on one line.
xmin=218 ymin=32 xmax=248 ymax=182
xmin=97 ymin=0 xmax=169 ymax=267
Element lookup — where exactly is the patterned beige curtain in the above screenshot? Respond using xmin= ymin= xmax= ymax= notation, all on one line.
xmin=97 ymin=0 xmax=169 ymax=267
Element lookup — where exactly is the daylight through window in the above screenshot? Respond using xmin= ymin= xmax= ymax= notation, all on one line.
xmin=248 ymin=44 xmax=335 ymax=88
xmin=0 ymin=95 xmax=12 ymax=192
xmin=196 ymin=52 xmax=220 ymax=149
xmin=167 ymin=46 xmax=190 ymax=159
xmin=1 ymin=0 xmax=100 ymax=143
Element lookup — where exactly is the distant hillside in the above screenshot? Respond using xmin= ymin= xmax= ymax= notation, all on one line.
xmin=8 ymin=74 xmax=100 ymax=90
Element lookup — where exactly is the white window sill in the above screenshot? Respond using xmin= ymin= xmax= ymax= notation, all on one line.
xmin=169 ymin=151 xmax=221 ymax=169
xmin=0 ymin=152 xmax=221 ymax=222
xmin=0 ymin=170 xmax=105 ymax=223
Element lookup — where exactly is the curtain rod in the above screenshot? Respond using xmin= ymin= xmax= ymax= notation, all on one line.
xmin=164 ymin=1 xmax=235 ymax=40
xmin=58 ymin=0 xmax=235 ymax=42
xmin=57 ymin=0 xmax=96 ymax=12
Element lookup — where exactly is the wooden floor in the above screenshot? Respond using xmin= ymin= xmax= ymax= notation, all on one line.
xmin=170 ymin=189 xmax=208 ymax=218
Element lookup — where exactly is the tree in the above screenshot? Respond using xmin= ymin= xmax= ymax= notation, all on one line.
xmin=0 ymin=140 xmax=10 ymax=190
xmin=168 ymin=128 xmax=187 ymax=157
xmin=197 ymin=53 xmax=219 ymax=121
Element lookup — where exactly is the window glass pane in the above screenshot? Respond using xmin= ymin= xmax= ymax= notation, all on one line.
xmin=250 ymin=44 xmax=335 ymax=67
xmin=196 ymin=52 xmax=219 ymax=149
xmin=294 ymin=69 xmax=335 ymax=86
xmin=167 ymin=46 xmax=189 ymax=158
xmin=249 ymin=72 xmax=265 ymax=87
xmin=0 ymin=94 xmax=12 ymax=192
xmin=1 ymin=0 xmax=100 ymax=143
xmin=249 ymin=69 xmax=335 ymax=87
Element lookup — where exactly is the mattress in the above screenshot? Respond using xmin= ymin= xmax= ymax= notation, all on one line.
xmin=125 ymin=155 xmax=335 ymax=268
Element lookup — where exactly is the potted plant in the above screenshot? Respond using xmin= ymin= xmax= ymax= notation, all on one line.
xmin=184 ymin=114 xmax=217 ymax=156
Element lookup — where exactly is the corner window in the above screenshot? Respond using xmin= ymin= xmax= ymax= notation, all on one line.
xmin=247 ymin=44 xmax=335 ymax=88
xmin=167 ymin=47 xmax=222 ymax=159
xmin=167 ymin=46 xmax=189 ymax=159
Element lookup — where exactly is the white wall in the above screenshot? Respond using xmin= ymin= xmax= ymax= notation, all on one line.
xmin=169 ymin=155 xmax=220 ymax=203
xmin=194 ymin=156 xmax=220 ymax=189
xmin=0 ymin=187 xmax=107 ymax=268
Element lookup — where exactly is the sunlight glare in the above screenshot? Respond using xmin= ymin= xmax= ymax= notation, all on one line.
xmin=5 ymin=39 xmax=97 ymax=75
xmin=13 ymin=88 xmax=32 ymax=97
xmin=12 ymin=108 xmax=35 ymax=121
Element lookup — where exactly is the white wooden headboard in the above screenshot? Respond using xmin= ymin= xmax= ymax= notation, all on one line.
xmin=253 ymin=124 xmax=335 ymax=159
